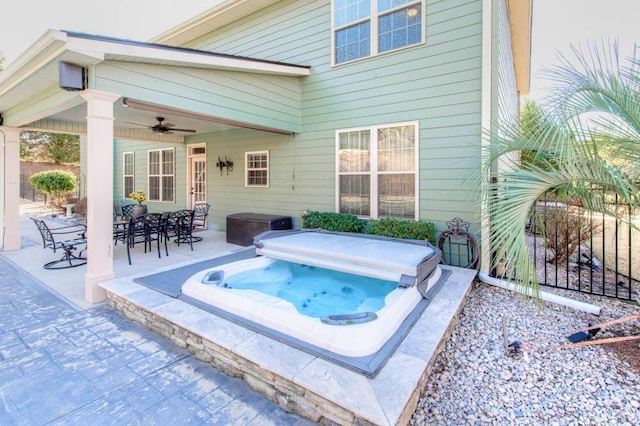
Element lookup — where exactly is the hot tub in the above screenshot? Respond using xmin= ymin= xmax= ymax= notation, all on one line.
xmin=183 ymin=255 xmax=442 ymax=358
xmin=181 ymin=230 xmax=449 ymax=375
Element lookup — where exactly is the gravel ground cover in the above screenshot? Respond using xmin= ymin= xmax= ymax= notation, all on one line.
xmin=411 ymin=281 xmax=640 ymax=425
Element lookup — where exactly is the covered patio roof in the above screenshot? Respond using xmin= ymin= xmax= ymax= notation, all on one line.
xmin=0 ymin=30 xmax=310 ymax=138
xmin=0 ymin=29 xmax=310 ymax=305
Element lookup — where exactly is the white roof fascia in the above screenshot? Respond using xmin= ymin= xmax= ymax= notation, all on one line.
xmin=64 ymin=35 xmax=309 ymax=76
xmin=0 ymin=30 xmax=68 ymax=97
xmin=152 ymin=0 xmax=281 ymax=46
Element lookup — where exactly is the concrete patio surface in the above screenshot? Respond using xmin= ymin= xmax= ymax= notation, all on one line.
xmin=0 ymin=255 xmax=313 ymax=425
xmin=0 ymin=205 xmax=313 ymax=424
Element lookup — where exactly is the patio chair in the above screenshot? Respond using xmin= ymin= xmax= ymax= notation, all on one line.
xmin=113 ymin=216 xmax=128 ymax=246
xmin=120 ymin=203 xmax=135 ymax=217
xmin=113 ymin=202 xmax=127 ymax=245
xmin=125 ymin=213 xmax=165 ymax=265
xmin=164 ymin=209 xmax=196 ymax=250
xmin=192 ymin=203 xmax=210 ymax=232
xmin=30 ymin=217 xmax=87 ymax=269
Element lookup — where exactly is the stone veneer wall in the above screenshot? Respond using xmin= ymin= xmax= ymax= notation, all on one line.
xmin=105 ymin=291 xmax=464 ymax=425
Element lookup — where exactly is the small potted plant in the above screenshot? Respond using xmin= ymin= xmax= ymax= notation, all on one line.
xmin=129 ymin=189 xmax=148 ymax=216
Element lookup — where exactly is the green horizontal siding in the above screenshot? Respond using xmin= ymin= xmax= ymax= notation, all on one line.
xmin=174 ymin=0 xmax=487 ymax=231
xmin=107 ymin=0 xmax=520 ymax=237
xmin=112 ymin=139 xmax=187 ymax=212
xmin=94 ymin=61 xmax=302 ymax=132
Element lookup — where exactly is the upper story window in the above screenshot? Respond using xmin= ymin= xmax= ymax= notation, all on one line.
xmin=245 ymin=151 xmax=269 ymax=187
xmin=333 ymin=0 xmax=424 ymax=65
xmin=148 ymin=148 xmax=174 ymax=202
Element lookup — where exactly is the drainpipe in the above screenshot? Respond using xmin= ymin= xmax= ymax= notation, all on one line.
xmin=477 ymin=271 xmax=601 ymax=316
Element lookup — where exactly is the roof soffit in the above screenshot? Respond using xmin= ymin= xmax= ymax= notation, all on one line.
xmin=507 ymin=0 xmax=532 ymax=95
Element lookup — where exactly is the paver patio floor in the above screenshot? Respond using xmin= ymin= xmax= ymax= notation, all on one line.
xmin=0 ymin=255 xmax=313 ymax=425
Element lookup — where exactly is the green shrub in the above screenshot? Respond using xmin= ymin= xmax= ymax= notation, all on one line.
xmin=368 ymin=217 xmax=437 ymax=244
xmin=28 ymin=170 xmax=77 ymax=206
xmin=301 ymin=211 xmax=437 ymax=244
xmin=301 ymin=211 xmax=367 ymax=233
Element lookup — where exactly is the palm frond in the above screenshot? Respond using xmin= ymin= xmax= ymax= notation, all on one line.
xmin=477 ymin=40 xmax=640 ymax=300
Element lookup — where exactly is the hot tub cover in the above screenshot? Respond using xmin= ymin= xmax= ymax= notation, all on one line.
xmin=254 ymin=229 xmax=441 ymax=285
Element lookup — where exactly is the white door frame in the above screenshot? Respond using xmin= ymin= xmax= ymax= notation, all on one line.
xmin=187 ymin=144 xmax=207 ymax=209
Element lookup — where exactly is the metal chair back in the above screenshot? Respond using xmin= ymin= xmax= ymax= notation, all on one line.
xmin=125 ymin=213 xmax=165 ymax=265
xmin=30 ymin=217 xmax=87 ymax=269
xmin=193 ymin=203 xmax=210 ymax=229
xmin=165 ymin=209 xmax=196 ymax=250
xmin=121 ymin=203 xmax=137 ymax=217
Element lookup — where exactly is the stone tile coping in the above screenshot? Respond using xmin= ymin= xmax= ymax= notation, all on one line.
xmin=100 ymin=263 xmax=476 ymax=425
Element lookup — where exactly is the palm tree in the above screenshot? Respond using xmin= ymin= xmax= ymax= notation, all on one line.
xmin=481 ymin=41 xmax=640 ymax=296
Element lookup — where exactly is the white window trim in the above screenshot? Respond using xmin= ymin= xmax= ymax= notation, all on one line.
xmin=123 ymin=151 xmax=134 ymax=199
xmin=188 ymin=144 xmax=207 ymax=157
xmin=245 ymin=150 xmax=270 ymax=188
xmin=147 ymin=147 xmax=175 ymax=203
xmin=331 ymin=0 xmax=426 ymax=66
xmin=335 ymin=121 xmax=419 ymax=219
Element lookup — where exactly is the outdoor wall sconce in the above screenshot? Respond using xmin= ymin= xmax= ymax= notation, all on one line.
xmin=216 ymin=156 xmax=234 ymax=175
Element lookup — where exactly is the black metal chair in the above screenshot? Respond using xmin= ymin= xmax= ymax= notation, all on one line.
xmin=125 ymin=213 xmax=165 ymax=265
xmin=164 ymin=209 xmax=196 ymax=250
xmin=120 ymin=203 xmax=136 ymax=218
xmin=113 ymin=202 xmax=126 ymax=245
xmin=113 ymin=218 xmax=128 ymax=246
xmin=30 ymin=217 xmax=87 ymax=269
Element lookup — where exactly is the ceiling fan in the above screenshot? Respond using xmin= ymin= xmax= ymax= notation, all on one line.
xmin=126 ymin=116 xmax=196 ymax=134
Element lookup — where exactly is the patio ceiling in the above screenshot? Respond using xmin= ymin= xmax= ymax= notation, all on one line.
xmin=0 ymin=30 xmax=310 ymax=140
xmin=27 ymin=99 xmax=237 ymax=140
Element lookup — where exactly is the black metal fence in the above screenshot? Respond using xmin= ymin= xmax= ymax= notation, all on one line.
xmin=527 ymin=197 xmax=638 ymax=301
xmin=20 ymin=174 xmax=48 ymax=203
xmin=20 ymin=173 xmax=81 ymax=204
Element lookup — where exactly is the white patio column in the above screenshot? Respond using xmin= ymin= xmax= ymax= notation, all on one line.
xmin=1 ymin=127 xmax=21 ymax=251
xmin=81 ymin=90 xmax=119 ymax=304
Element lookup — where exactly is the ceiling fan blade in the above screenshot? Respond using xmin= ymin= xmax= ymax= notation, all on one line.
xmin=124 ymin=119 xmax=194 ymax=133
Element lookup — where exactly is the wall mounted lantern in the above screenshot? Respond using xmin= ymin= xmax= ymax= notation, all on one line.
xmin=216 ymin=156 xmax=234 ymax=175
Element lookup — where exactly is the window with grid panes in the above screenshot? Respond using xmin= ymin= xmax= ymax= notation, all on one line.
xmin=147 ymin=148 xmax=174 ymax=202
xmin=333 ymin=0 xmax=423 ymax=64
xmin=123 ymin=152 xmax=134 ymax=198
xmin=337 ymin=122 xmax=417 ymax=219
xmin=245 ymin=151 xmax=269 ymax=187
